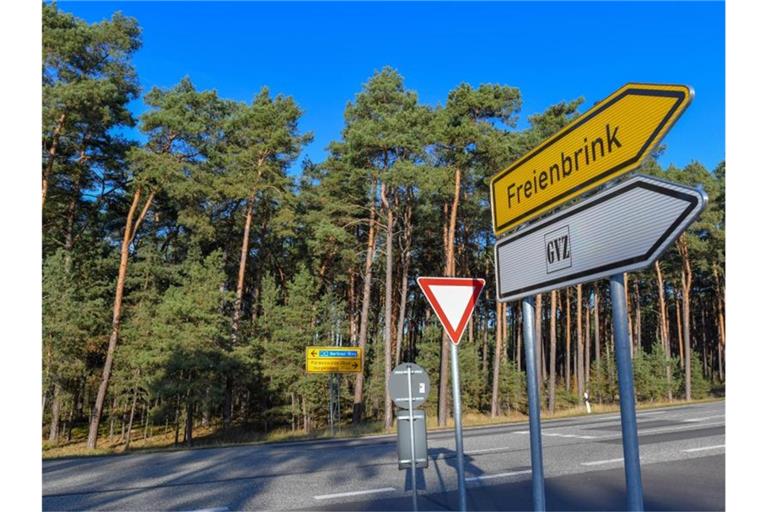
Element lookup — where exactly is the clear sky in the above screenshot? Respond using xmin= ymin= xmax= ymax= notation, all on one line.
xmin=60 ymin=1 xmax=725 ymax=174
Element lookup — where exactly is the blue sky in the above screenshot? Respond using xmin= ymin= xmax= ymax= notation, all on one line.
xmin=60 ymin=1 xmax=725 ymax=174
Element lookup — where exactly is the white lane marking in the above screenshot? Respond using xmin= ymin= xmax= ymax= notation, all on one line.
xmin=466 ymin=470 xmax=532 ymax=482
xmin=542 ymin=432 xmax=596 ymax=440
xmin=637 ymin=411 xmax=666 ymax=416
xmin=433 ymin=446 xmax=510 ymax=459
xmin=514 ymin=430 xmax=594 ymax=439
xmin=314 ymin=487 xmax=396 ymax=500
xmin=588 ymin=420 xmax=725 ymax=440
xmin=682 ymin=444 xmax=725 ymax=453
xmin=683 ymin=415 xmax=725 ymax=423
xmin=581 ymin=457 xmax=627 ymax=466
xmin=190 ymin=509 xmax=229 ymax=512
xmin=635 ymin=421 xmax=724 ymax=435
xmin=465 ymin=446 xmax=509 ymax=455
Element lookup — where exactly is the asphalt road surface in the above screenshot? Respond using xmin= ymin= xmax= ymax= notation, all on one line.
xmin=43 ymin=400 xmax=724 ymax=511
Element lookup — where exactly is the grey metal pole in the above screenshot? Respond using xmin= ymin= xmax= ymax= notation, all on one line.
xmin=329 ymin=375 xmax=334 ymax=437
xmin=522 ymin=295 xmax=546 ymax=511
xmin=450 ymin=343 xmax=467 ymax=512
xmin=407 ymin=366 xmax=418 ymax=511
xmin=609 ymin=273 xmax=644 ymax=511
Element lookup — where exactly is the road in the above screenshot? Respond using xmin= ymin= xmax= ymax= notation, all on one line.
xmin=43 ymin=400 xmax=724 ymax=511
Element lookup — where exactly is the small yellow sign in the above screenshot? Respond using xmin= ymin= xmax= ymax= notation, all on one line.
xmin=305 ymin=346 xmax=363 ymax=374
xmin=490 ymin=83 xmax=692 ymax=235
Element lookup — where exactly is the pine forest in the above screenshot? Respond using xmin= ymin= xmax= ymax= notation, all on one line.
xmin=41 ymin=4 xmax=725 ymax=453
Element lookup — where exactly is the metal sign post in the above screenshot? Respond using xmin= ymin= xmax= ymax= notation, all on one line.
xmin=416 ymin=277 xmax=484 ymax=512
xmin=450 ymin=342 xmax=467 ymax=512
xmin=390 ymin=363 xmax=430 ymax=512
xmin=406 ymin=365 xmax=418 ymax=511
xmin=610 ymin=273 xmax=644 ymax=511
xmin=522 ymin=295 xmax=546 ymax=511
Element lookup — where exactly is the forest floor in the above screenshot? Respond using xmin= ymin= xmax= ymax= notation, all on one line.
xmin=41 ymin=396 xmax=724 ymax=460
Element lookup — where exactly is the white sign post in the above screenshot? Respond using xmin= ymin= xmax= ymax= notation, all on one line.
xmin=417 ymin=277 xmax=484 ymax=512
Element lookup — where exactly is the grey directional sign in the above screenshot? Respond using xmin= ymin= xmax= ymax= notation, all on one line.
xmin=388 ymin=363 xmax=430 ymax=409
xmin=495 ymin=174 xmax=707 ymax=302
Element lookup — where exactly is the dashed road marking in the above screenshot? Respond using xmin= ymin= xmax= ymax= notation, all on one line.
xmin=682 ymin=444 xmax=725 ymax=453
xmin=314 ymin=487 xmax=396 ymax=500
xmin=683 ymin=415 xmax=725 ymax=423
xmin=581 ymin=457 xmax=626 ymax=466
xmin=466 ymin=470 xmax=532 ymax=482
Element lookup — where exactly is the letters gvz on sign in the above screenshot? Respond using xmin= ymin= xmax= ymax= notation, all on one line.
xmin=305 ymin=347 xmax=362 ymax=373
xmin=490 ymin=83 xmax=693 ymax=235
xmin=495 ymin=175 xmax=707 ymax=302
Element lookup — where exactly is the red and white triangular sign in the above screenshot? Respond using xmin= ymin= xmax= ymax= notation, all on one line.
xmin=417 ymin=277 xmax=485 ymax=345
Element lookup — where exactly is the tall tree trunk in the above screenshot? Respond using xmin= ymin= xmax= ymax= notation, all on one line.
xmin=655 ymin=261 xmax=673 ymax=400
xmin=382 ymin=183 xmax=394 ymax=430
xmin=48 ymin=382 xmax=62 ymax=443
xmin=566 ymin=289 xmax=571 ymax=393
xmin=491 ymin=301 xmax=503 ymax=417
xmin=349 ymin=268 xmax=357 ymax=342
xmin=481 ymin=312 xmax=489 ymax=387
xmin=548 ymin=290 xmax=557 ymax=414
xmin=227 ymin=193 xmax=257 ymax=428
xmin=87 ymin=187 xmax=154 ymax=449
xmin=353 ymin=179 xmax=378 ymax=423
xmin=535 ymin=294 xmax=543 ymax=391
xmin=185 ymin=387 xmax=194 ymax=447
xmin=714 ymin=267 xmax=725 ymax=382
xmin=677 ymin=236 xmax=693 ymax=401
xmin=634 ymin=279 xmax=642 ymax=352
xmin=593 ymin=285 xmax=601 ymax=400
xmin=625 ymin=274 xmax=634 ymax=358
xmin=437 ymin=168 xmax=462 ymax=426
xmin=144 ymin=400 xmax=151 ymax=440
xmin=394 ymin=204 xmax=412 ymax=366
xmin=585 ymin=293 xmax=591 ymax=388
xmin=124 ymin=380 xmax=139 ymax=449
xmin=173 ymin=394 xmax=181 ymax=446
xmin=576 ymin=285 xmax=584 ymax=398
xmin=516 ymin=302 xmax=522 ymax=372
xmin=42 ymin=112 xmax=66 ymax=210
xmin=232 ymin=206 xmax=254 ymax=336
xmin=676 ymin=295 xmax=684 ymax=369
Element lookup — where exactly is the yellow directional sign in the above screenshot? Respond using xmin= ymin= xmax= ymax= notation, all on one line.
xmin=490 ymin=83 xmax=692 ymax=235
xmin=305 ymin=346 xmax=363 ymax=374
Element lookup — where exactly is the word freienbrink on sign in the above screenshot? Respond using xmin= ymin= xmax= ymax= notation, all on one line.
xmin=490 ymin=83 xmax=693 ymax=235
xmin=305 ymin=347 xmax=363 ymax=373
xmin=495 ymin=175 xmax=707 ymax=302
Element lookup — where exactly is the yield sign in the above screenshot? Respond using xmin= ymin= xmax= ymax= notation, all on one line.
xmin=417 ymin=277 xmax=485 ymax=345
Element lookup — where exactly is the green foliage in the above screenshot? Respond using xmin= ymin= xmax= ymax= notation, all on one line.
xmin=590 ymin=349 xmax=618 ymax=403
xmin=633 ymin=342 xmax=680 ymax=402
xmin=143 ymin=250 xmax=232 ymax=405
xmin=42 ymin=4 xmax=725 ymax=448
xmin=680 ymin=352 xmax=711 ymax=400
xmin=415 ymin=323 xmax=443 ymax=417
xmin=459 ymin=343 xmax=484 ymax=411
xmin=497 ymin=359 xmax=526 ymax=414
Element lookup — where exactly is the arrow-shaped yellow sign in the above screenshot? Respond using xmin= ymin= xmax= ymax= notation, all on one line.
xmin=490 ymin=83 xmax=692 ymax=235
